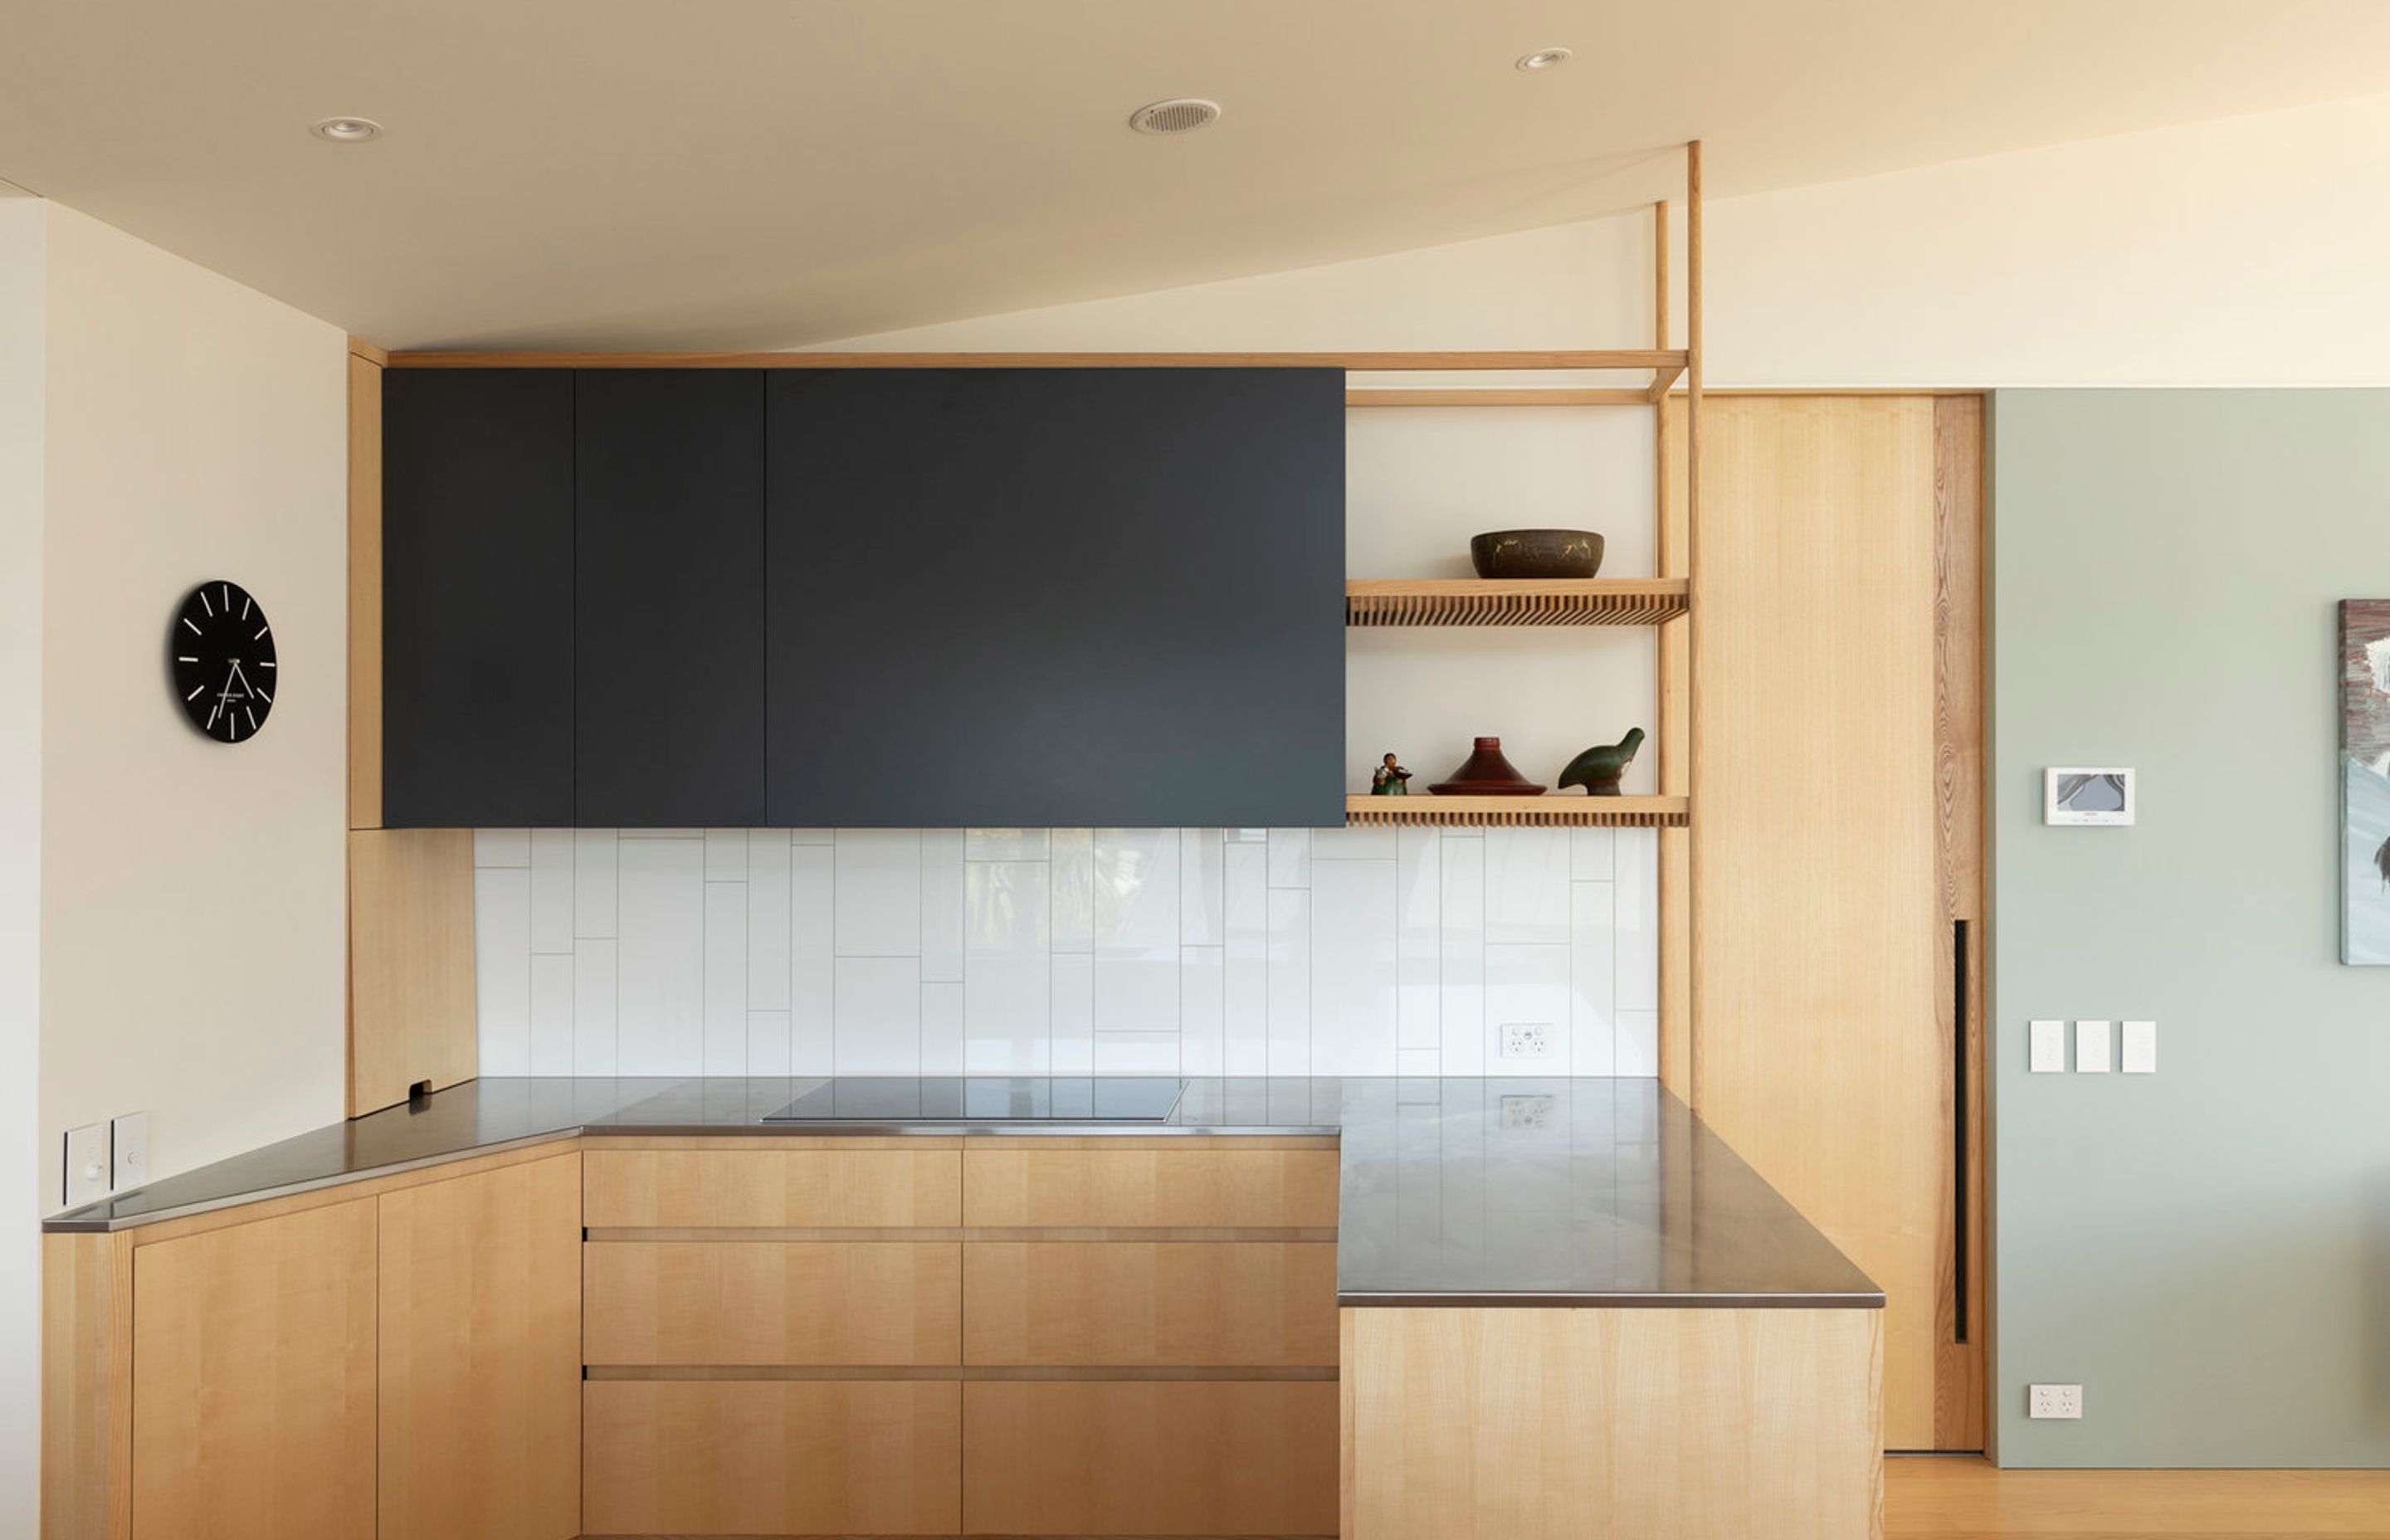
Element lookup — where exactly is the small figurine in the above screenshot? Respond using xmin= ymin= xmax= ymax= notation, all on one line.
xmin=1558 ymin=728 xmax=1646 ymax=796
xmin=1370 ymin=753 xmax=1412 ymax=796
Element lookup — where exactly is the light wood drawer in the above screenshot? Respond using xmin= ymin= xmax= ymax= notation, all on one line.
xmin=583 ymin=1148 xmax=960 ymax=1228
xmin=583 ymin=1380 xmax=961 ymax=1536
xmin=584 ymin=1240 xmax=960 ymax=1365
xmin=963 ymin=1241 xmax=1335 ymax=1367
xmin=962 ymin=1381 xmax=1338 ymax=1537
xmin=962 ymin=1147 xmax=1338 ymax=1229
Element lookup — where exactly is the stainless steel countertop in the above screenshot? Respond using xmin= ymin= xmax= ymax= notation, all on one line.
xmin=43 ymin=1076 xmax=1881 ymax=1310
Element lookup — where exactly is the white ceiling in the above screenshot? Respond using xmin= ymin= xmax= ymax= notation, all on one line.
xmin=2 ymin=0 xmax=2383 ymax=349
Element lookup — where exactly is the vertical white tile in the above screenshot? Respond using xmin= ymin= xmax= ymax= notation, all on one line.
xmin=529 ymin=829 xmax=574 ymax=953
xmin=1094 ymin=1034 xmax=1179 ymax=1075
xmin=1095 ymin=828 xmax=1181 ymax=1034
xmin=1180 ymin=828 xmax=1226 ymax=945
xmin=1266 ymin=828 xmax=1310 ymax=889
xmin=966 ymin=828 xmax=1049 ymax=860
xmin=1309 ymin=859 xmax=1398 ymax=1075
xmin=747 ymin=1010 xmax=793 ymax=1078
xmin=1396 ymin=828 xmax=1440 ymax=1052
xmin=788 ymin=828 xmax=835 ymax=845
xmin=966 ymin=860 xmax=1051 ymax=1071
xmin=1222 ymin=842 xmax=1271 ymax=1075
xmin=921 ymin=981 xmax=964 ymax=1075
xmin=1570 ymin=826 xmax=1617 ymax=881
xmin=1266 ymin=887 xmax=1311 ymax=1075
xmin=1180 ymin=946 xmax=1225 ymax=1075
xmin=474 ymin=828 xmax=529 ymax=869
xmin=1616 ymin=1010 xmax=1660 ymax=1079
xmin=704 ymin=828 xmax=748 ymax=881
xmin=747 ymin=831 xmax=792 ymax=1011
xmin=1048 ymin=953 xmax=1093 ymax=1074
xmin=617 ymin=837 xmax=705 ymax=1075
xmin=833 ymin=957 xmax=921 ymax=1075
xmin=1051 ymin=828 xmax=1094 ymax=953
xmin=1485 ymin=827 xmax=1573 ymax=944
xmin=835 ymin=829 xmax=921 ymax=956
xmin=790 ymin=843 xmax=835 ymax=1075
xmin=920 ymin=829 xmax=965 ymax=982
xmin=1614 ymin=831 xmax=1661 ymax=1013
xmin=474 ymin=868 xmax=530 ymax=1076
xmin=1485 ymin=943 xmax=1571 ymax=1069
xmin=704 ymin=881 xmax=749 ymax=1075
xmin=572 ymin=939 xmax=618 ymax=1076
xmin=1310 ymin=826 xmax=1396 ymax=860
xmin=1439 ymin=834 xmax=1486 ymax=1075
xmin=529 ymin=953 xmax=574 ymax=1075
xmin=1397 ymin=1047 xmax=1442 ymax=1077
xmin=573 ymin=829 xmax=617 ymax=939
xmin=1569 ymin=880 xmax=1618 ymax=1075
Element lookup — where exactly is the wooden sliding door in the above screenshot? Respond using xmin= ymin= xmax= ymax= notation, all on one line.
xmin=1670 ymin=393 xmax=1985 ymax=1450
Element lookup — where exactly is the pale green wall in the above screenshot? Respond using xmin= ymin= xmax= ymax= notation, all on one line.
xmin=1991 ymin=389 xmax=2390 ymax=1466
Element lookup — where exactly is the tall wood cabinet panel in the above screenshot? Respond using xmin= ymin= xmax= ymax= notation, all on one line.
xmin=1684 ymin=394 xmax=1983 ymax=1450
xmin=129 ymin=1200 xmax=378 ymax=1540
xmin=573 ymin=369 xmax=766 ymax=825
xmin=380 ymin=368 xmax=574 ymax=827
xmin=377 ymin=1153 xmax=582 ymax=1540
xmin=762 ymin=368 xmax=1347 ymax=828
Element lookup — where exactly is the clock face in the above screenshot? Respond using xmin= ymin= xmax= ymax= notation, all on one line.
xmin=170 ymin=580 xmax=277 ymax=743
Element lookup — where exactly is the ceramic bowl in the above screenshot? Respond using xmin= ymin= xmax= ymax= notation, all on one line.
xmin=1469 ymin=529 xmax=1605 ymax=579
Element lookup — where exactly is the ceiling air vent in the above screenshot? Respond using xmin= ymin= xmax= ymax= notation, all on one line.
xmin=1129 ymin=98 xmax=1222 ymax=136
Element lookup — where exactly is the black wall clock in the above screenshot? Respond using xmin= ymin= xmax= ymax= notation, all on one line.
xmin=170 ymin=579 xmax=277 ymax=743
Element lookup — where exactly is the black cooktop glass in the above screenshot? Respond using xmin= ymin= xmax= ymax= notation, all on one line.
xmin=762 ymin=1076 xmax=1188 ymax=1123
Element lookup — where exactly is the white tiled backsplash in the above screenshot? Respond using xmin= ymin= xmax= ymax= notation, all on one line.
xmin=472 ymin=825 xmax=1659 ymax=1079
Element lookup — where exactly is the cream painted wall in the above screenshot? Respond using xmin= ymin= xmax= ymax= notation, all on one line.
xmin=0 ymin=193 xmax=47 ymax=1540
xmin=37 ymin=205 xmax=349 ymax=1211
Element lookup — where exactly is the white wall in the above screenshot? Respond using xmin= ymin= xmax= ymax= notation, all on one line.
xmin=38 ymin=205 xmax=349 ymax=1210
xmin=474 ymin=825 xmax=1660 ymax=1080
xmin=0 ymin=192 xmax=48 ymax=1540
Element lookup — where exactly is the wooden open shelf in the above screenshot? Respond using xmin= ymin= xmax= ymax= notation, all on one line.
xmin=1344 ymin=794 xmax=1688 ymax=828
xmin=1346 ymin=578 xmax=1687 ymax=628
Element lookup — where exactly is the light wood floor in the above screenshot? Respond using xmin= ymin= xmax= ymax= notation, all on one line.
xmin=1888 ymin=1455 xmax=2390 ymax=1538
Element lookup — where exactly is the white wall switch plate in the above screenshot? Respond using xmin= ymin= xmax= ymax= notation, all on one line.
xmin=2027 ymin=1383 xmax=2084 ymax=1420
xmin=2121 ymin=1020 xmax=2157 ymax=1074
xmin=63 ymin=1123 xmax=110 ymax=1207
xmin=112 ymin=1112 xmax=151 ymax=1188
xmin=2075 ymin=1020 xmax=2111 ymax=1073
xmin=2029 ymin=1020 xmax=2066 ymax=1073
xmin=1500 ymin=1023 xmax=1552 ymax=1060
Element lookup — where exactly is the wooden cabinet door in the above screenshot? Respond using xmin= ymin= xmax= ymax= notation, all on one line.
xmin=380 ymin=368 xmax=574 ymax=826
xmin=378 ymin=1154 xmax=582 ymax=1540
xmin=762 ymin=368 xmax=1348 ymax=827
xmin=573 ymin=369 xmax=765 ymax=825
xmin=131 ymin=1200 xmax=378 ymax=1540
xmin=1682 ymin=394 xmax=1984 ymax=1450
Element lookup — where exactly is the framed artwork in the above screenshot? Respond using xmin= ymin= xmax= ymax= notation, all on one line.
xmin=2340 ymin=601 xmax=2390 ymax=964
xmin=2045 ymin=768 xmax=2134 ymax=826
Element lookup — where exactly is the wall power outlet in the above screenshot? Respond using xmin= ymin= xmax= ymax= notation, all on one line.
xmin=1500 ymin=1024 xmax=1553 ymax=1060
xmin=2027 ymin=1383 xmax=2083 ymax=1420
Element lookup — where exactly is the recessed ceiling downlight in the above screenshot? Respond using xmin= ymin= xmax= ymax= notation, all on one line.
xmin=310 ymin=116 xmax=383 ymax=143
xmin=1129 ymin=98 xmax=1222 ymax=136
xmin=1514 ymin=46 xmax=1573 ymax=71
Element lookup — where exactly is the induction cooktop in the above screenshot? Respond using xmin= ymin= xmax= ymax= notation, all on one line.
xmin=761 ymin=1076 xmax=1188 ymax=1124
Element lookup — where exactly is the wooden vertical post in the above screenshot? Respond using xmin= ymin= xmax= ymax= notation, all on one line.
xmin=1684 ymin=141 xmax=1705 ymax=1108
xmin=1654 ymin=196 xmax=1690 ymax=1098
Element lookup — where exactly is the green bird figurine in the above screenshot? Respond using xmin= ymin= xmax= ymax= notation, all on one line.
xmin=1558 ymin=728 xmax=1646 ymax=796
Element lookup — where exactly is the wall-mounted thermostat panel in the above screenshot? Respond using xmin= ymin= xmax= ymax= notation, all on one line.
xmin=2046 ymin=767 xmax=2134 ymax=826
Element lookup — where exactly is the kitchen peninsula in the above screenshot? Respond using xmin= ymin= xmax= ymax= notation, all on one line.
xmin=44 ymin=1075 xmax=1880 ymax=1540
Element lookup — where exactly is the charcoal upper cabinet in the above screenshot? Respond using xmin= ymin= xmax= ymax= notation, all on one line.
xmin=574 ymin=371 xmax=766 ymax=825
xmin=763 ymin=369 xmax=1346 ymax=827
xmin=382 ymin=370 xmax=574 ymax=826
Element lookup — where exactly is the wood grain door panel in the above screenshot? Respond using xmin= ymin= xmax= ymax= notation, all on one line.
xmin=962 ymin=1148 xmax=1338 ymax=1229
xmin=963 ymin=1241 xmax=1336 ymax=1367
xmin=584 ymin=1240 xmax=961 ymax=1366
xmin=582 ymin=1148 xmax=961 ymax=1229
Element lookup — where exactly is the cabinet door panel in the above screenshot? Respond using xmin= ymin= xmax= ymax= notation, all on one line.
xmin=963 ymin=1240 xmax=1337 ymax=1367
xmin=963 ymin=1146 xmax=1338 ymax=1228
xmin=764 ymin=368 xmax=1346 ymax=827
xmin=130 ymin=1201 xmax=378 ymax=1540
xmin=378 ymin=1155 xmax=581 ymax=1540
xmin=381 ymin=369 xmax=573 ymax=826
xmin=584 ymin=1240 xmax=960 ymax=1366
xmin=575 ymin=369 xmax=764 ymax=825
xmin=583 ymin=1148 xmax=961 ymax=1228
